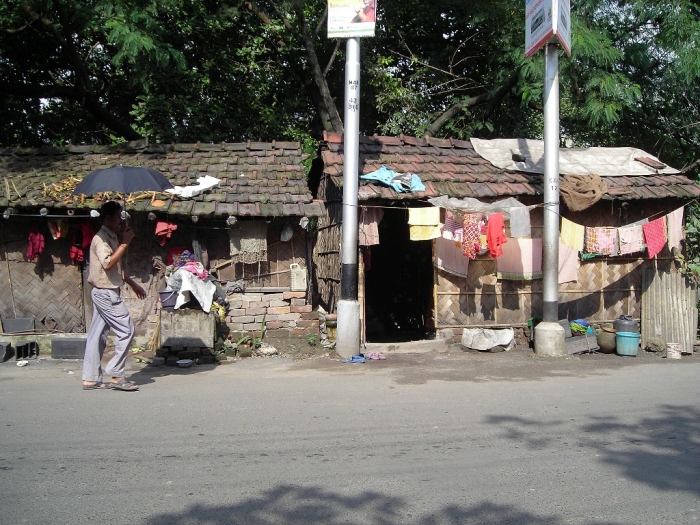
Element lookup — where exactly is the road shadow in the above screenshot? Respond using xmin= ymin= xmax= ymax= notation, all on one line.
xmin=486 ymin=405 xmax=700 ymax=495
xmin=144 ymin=484 xmax=624 ymax=525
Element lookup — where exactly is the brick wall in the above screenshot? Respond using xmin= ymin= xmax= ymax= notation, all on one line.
xmin=225 ymin=290 xmax=319 ymax=337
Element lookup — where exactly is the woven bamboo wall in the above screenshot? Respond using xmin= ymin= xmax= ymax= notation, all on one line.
xmin=313 ymin=201 xmax=342 ymax=311
xmin=0 ymin=222 xmax=85 ymax=332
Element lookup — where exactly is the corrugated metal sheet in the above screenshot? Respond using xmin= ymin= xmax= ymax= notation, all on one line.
xmin=642 ymin=269 xmax=697 ymax=354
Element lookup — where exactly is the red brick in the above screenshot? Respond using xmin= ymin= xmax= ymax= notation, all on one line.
xmin=246 ymin=307 xmax=266 ymax=316
xmin=233 ymin=316 xmax=256 ymax=324
xmin=229 ymin=309 xmax=250 ymax=317
xmin=296 ymin=319 xmax=318 ymax=328
xmin=283 ymin=291 xmax=306 ymax=299
xmin=290 ymin=298 xmax=306 ymax=306
xmin=291 ymin=305 xmax=312 ymax=313
xmin=262 ymin=293 xmax=285 ymax=302
xmin=265 ymin=321 xmax=284 ymax=329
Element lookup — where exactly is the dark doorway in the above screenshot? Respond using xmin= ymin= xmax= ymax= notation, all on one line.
xmin=363 ymin=208 xmax=434 ymax=343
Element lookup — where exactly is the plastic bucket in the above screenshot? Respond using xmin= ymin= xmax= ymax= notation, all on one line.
xmin=666 ymin=342 xmax=682 ymax=359
xmin=616 ymin=331 xmax=640 ymax=356
xmin=158 ymin=290 xmax=177 ymax=308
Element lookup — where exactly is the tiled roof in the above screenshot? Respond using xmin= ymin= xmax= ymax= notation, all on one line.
xmin=321 ymin=132 xmax=700 ymax=202
xmin=0 ymin=141 xmax=324 ymax=217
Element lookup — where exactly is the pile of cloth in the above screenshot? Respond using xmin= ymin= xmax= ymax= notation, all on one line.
xmin=164 ymin=260 xmax=227 ymax=314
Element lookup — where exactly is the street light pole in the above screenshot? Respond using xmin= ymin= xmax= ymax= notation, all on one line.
xmin=336 ymin=37 xmax=361 ymax=358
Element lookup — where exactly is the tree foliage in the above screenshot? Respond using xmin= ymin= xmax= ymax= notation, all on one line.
xmin=1 ymin=0 xmax=700 ymax=174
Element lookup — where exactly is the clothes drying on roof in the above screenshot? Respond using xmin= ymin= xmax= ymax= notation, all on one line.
xmin=164 ymin=175 xmax=220 ymax=198
xmin=360 ymin=166 xmax=426 ymax=193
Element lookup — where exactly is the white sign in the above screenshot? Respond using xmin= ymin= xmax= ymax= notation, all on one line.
xmin=525 ymin=0 xmax=571 ymax=58
xmin=328 ymin=0 xmax=376 ymax=38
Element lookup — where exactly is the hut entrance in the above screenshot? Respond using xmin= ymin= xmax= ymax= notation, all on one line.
xmin=362 ymin=208 xmax=434 ymax=343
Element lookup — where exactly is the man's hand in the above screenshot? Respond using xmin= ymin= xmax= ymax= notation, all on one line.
xmin=129 ymin=282 xmax=147 ymax=299
xmin=122 ymin=227 xmax=135 ymax=246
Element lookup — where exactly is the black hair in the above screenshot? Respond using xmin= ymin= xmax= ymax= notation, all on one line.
xmin=100 ymin=201 xmax=122 ymax=219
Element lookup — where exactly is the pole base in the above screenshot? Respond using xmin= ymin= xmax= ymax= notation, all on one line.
xmin=336 ymin=300 xmax=360 ymax=358
xmin=534 ymin=321 xmax=566 ymax=357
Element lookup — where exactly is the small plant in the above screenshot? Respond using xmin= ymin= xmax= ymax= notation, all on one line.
xmin=305 ymin=333 xmax=318 ymax=347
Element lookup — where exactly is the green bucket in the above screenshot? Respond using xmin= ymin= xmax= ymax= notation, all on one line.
xmin=616 ymin=331 xmax=640 ymax=356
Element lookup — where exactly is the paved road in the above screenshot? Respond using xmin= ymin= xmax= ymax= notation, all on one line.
xmin=1 ymin=348 xmax=699 ymax=525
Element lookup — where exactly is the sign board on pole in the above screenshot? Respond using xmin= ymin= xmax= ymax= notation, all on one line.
xmin=525 ymin=0 xmax=571 ymax=58
xmin=328 ymin=0 xmax=377 ymax=38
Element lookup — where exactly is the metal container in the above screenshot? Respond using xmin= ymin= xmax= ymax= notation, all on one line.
xmin=613 ymin=315 xmax=638 ymax=334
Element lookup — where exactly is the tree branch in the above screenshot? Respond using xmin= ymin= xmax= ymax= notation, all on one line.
xmin=424 ymin=93 xmax=489 ymax=138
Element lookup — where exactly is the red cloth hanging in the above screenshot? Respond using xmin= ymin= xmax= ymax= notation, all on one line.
xmin=155 ymin=221 xmax=178 ymax=246
xmin=26 ymin=227 xmax=45 ymax=261
xmin=486 ymin=213 xmax=507 ymax=258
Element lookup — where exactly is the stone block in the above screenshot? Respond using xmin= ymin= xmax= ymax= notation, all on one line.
xmin=246 ymin=307 xmax=266 ymax=316
xmin=233 ymin=316 xmax=256 ymax=324
xmin=301 ymin=311 xmax=319 ymax=320
xmin=179 ymin=349 xmax=202 ymax=359
xmin=263 ymin=293 xmax=285 ymax=302
xmin=266 ymin=321 xmax=284 ymax=329
xmin=290 ymin=298 xmax=306 ymax=306
xmin=151 ymin=356 xmax=166 ymax=367
xmin=268 ymin=306 xmax=291 ymax=315
xmin=250 ymin=301 xmax=269 ymax=308
xmin=160 ymin=310 xmax=215 ymax=349
xmin=229 ymin=309 xmax=250 ymax=317
xmin=165 ymin=356 xmax=180 ymax=366
xmin=283 ymin=291 xmax=306 ymax=299
xmin=269 ymin=300 xmax=290 ymax=307
xmin=276 ymin=313 xmax=301 ymax=321
xmin=296 ymin=320 xmax=318 ymax=328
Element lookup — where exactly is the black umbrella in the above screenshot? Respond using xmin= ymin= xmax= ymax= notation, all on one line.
xmin=72 ymin=165 xmax=174 ymax=195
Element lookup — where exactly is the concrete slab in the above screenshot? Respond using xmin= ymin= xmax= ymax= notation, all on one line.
xmin=364 ymin=338 xmax=451 ymax=354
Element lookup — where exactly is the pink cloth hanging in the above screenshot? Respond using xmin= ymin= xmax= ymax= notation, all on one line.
xmin=643 ymin=217 xmax=667 ymax=258
xmin=359 ymin=207 xmax=383 ymax=246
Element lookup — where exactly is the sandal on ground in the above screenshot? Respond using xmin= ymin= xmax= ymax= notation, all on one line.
xmin=111 ymin=379 xmax=139 ymax=391
xmin=82 ymin=381 xmax=111 ymax=390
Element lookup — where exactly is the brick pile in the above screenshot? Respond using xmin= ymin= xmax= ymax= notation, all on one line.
xmin=225 ymin=290 xmax=318 ymax=337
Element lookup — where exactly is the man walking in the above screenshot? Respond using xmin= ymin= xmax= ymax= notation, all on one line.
xmin=82 ymin=201 xmax=146 ymax=391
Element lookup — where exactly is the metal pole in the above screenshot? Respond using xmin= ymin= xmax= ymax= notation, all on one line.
xmin=336 ymin=37 xmax=361 ymax=358
xmin=534 ymin=43 xmax=565 ymax=356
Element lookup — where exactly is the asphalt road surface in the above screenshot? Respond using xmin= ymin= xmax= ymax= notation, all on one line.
xmin=1 ymin=347 xmax=699 ymax=525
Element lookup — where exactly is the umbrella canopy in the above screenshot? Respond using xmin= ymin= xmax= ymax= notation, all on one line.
xmin=72 ymin=166 xmax=174 ymax=195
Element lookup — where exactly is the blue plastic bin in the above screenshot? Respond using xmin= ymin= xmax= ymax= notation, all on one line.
xmin=616 ymin=331 xmax=640 ymax=356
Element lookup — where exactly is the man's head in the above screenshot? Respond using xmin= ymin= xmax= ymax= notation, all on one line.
xmin=100 ymin=201 xmax=123 ymax=232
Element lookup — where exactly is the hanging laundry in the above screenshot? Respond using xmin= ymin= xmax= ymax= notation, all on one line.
xmin=462 ymin=213 xmax=482 ymax=259
xmin=560 ymin=218 xmax=585 ymax=251
xmin=441 ymin=210 xmax=463 ymax=242
xmin=155 ymin=221 xmax=178 ymax=247
xmin=508 ymin=206 xmax=532 ymax=238
xmin=558 ymin=241 xmax=579 ymax=284
xmin=666 ymin=207 xmax=684 ymax=250
xmin=486 ymin=212 xmax=507 ymax=258
xmin=643 ymin=216 xmax=667 ymax=258
xmin=408 ymin=207 xmax=441 ymax=240
xmin=26 ymin=226 xmax=45 ymax=261
xmin=359 ymin=207 xmax=384 ymax=246
xmin=617 ymin=224 xmax=645 ymax=255
xmin=48 ymin=220 xmax=68 ymax=240
xmin=584 ymin=227 xmax=618 ymax=256
xmin=78 ymin=222 xmax=95 ymax=249
xmin=434 ymin=235 xmax=469 ymax=278
xmin=229 ymin=221 xmax=268 ymax=263
xmin=496 ymin=238 xmax=543 ymax=280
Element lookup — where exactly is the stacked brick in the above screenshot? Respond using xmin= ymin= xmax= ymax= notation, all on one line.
xmin=225 ymin=290 xmax=319 ymax=337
